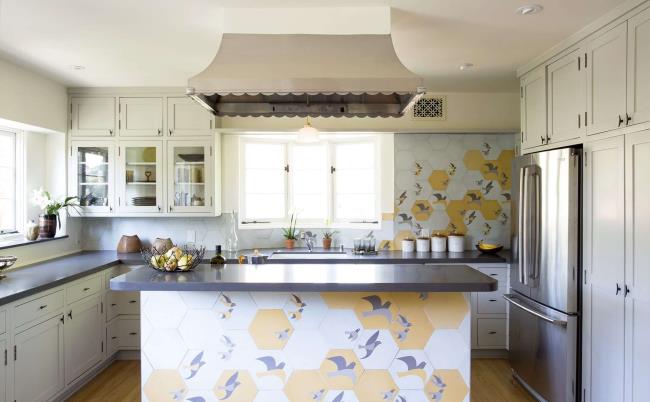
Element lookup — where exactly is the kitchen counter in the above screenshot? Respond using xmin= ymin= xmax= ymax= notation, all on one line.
xmin=110 ymin=262 xmax=498 ymax=292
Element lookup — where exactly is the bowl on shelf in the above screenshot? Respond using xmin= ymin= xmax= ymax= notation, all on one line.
xmin=141 ymin=245 xmax=205 ymax=272
xmin=475 ymin=242 xmax=504 ymax=254
xmin=0 ymin=256 xmax=17 ymax=279
xmin=178 ymin=154 xmax=204 ymax=163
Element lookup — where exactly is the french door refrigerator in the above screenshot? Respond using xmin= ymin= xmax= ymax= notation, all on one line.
xmin=506 ymin=147 xmax=581 ymax=402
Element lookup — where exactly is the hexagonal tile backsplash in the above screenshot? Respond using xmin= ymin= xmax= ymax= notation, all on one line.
xmin=142 ymin=291 xmax=471 ymax=402
xmin=393 ymin=133 xmax=515 ymax=249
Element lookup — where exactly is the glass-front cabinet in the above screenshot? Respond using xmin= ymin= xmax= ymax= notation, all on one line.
xmin=167 ymin=140 xmax=213 ymax=214
xmin=117 ymin=141 xmax=163 ymax=213
xmin=69 ymin=141 xmax=115 ymax=215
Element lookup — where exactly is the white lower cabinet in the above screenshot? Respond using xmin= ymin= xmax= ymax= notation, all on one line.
xmin=64 ymin=295 xmax=103 ymax=385
xmin=14 ymin=315 xmax=65 ymax=402
xmin=470 ymin=264 xmax=509 ymax=350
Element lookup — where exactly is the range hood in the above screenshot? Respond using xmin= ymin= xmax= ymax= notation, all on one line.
xmin=186 ymin=33 xmax=425 ymax=118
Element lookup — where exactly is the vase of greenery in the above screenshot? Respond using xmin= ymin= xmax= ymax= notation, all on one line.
xmin=322 ymin=230 xmax=338 ymax=249
xmin=282 ymin=213 xmax=298 ymax=249
xmin=32 ymin=188 xmax=78 ymax=238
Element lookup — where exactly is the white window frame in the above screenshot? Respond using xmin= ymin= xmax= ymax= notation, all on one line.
xmin=238 ymin=134 xmax=381 ymax=230
xmin=0 ymin=128 xmax=24 ymax=237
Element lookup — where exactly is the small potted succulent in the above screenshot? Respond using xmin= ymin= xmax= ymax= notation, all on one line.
xmin=31 ymin=188 xmax=78 ymax=238
xmin=322 ymin=230 xmax=338 ymax=249
xmin=282 ymin=213 xmax=298 ymax=249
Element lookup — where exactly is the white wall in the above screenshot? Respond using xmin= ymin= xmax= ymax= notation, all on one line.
xmin=0 ymin=57 xmax=67 ymax=133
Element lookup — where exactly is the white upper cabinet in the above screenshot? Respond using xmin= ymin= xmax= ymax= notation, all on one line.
xmin=627 ymin=7 xmax=650 ymax=126
xmin=547 ymin=49 xmax=587 ymax=143
xmin=166 ymin=139 xmax=215 ymax=214
xmin=69 ymin=141 xmax=115 ymax=215
xmin=624 ymin=130 xmax=650 ymax=402
xmin=116 ymin=141 xmax=164 ymax=214
xmin=70 ymin=97 xmax=116 ymax=137
xmin=167 ymin=96 xmax=215 ymax=137
xmin=118 ymin=97 xmax=163 ymax=137
xmin=520 ymin=66 xmax=547 ymax=149
xmin=586 ymin=22 xmax=628 ymax=136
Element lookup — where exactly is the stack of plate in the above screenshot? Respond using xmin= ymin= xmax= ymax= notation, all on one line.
xmin=132 ymin=197 xmax=156 ymax=206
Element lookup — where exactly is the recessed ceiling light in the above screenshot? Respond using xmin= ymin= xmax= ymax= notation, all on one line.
xmin=70 ymin=65 xmax=85 ymax=70
xmin=516 ymin=4 xmax=543 ymax=15
xmin=459 ymin=63 xmax=474 ymax=71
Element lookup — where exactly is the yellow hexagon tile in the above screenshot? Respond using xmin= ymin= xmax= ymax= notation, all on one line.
xmin=319 ymin=349 xmax=364 ymax=389
xmin=144 ymin=370 xmax=187 ymax=402
xmin=390 ymin=292 xmax=429 ymax=308
xmin=445 ymin=200 xmax=468 ymax=235
xmin=390 ymin=307 xmax=434 ymax=349
xmin=424 ymin=370 xmax=468 ymax=402
xmin=496 ymin=150 xmax=515 ymax=190
xmin=411 ymin=200 xmax=433 ymax=221
xmin=462 ymin=150 xmax=486 ymax=171
xmin=479 ymin=160 xmax=500 ymax=180
xmin=427 ymin=170 xmax=450 ymax=191
xmin=321 ymin=292 xmax=369 ymax=310
xmin=284 ymin=370 xmax=328 ymax=402
xmin=463 ymin=190 xmax=483 ymax=208
xmin=354 ymin=294 xmax=399 ymax=329
xmin=249 ymin=309 xmax=293 ymax=349
xmin=213 ymin=370 xmax=257 ymax=402
xmin=480 ymin=199 xmax=502 ymax=220
xmin=378 ymin=240 xmax=395 ymax=251
xmin=354 ymin=370 xmax=398 ymax=402
xmin=422 ymin=293 xmax=469 ymax=329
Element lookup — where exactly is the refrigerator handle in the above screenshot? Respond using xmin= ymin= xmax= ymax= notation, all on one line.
xmin=531 ymin=167 xmax=542 ymax=281
xmin=503 ymin=294 xmax=567 ymax=327
xmin=518 ymin=166 xmax=528 ymax=285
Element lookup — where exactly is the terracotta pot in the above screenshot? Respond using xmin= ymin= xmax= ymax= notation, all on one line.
xmin=152 ymin=238 xmax=174 ymax=253
xmin=117 ymin=235 xmax=142 ymax=253
xmin=284 ymin=239 xmax=296 ymax=249
xmin=38 ymin=214 xmax=57 ymax=238
xmin=322 ymin=238 xmax=332 ymax=249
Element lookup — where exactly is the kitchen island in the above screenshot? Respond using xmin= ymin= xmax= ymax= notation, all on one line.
xmin=111 ymin=263 xmax=496 ymax=402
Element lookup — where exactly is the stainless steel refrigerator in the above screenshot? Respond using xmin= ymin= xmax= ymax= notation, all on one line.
xmin=506 ymin=147 xmax=581 ymax=402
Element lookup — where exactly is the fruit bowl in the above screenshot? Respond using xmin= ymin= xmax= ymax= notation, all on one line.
xmin=141 ymin=245 xmax=205 ymax=272
xmin=475 ymin=242 xmax=504 ymax=254
xmin=0 ymin=256 xmax=17 ymax=279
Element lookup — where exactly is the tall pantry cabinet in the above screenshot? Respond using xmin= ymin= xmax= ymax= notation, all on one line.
xmin=583 ymin=129 xmax=650 ymax=402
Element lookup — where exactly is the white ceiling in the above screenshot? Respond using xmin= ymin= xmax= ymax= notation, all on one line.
xmin=0 ymin=0 xmax=625 ymax=92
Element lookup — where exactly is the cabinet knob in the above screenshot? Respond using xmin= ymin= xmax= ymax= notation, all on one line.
xmin=626 ymin=113 xmax=632 ymax=125
xmin=618 ymin=115 xmax=624 ymax=127
xmin=616 ymin=283 xmax=622 ymax=295
xmin=39 ymin=305 xmax=47 ymax=310
xmin=158 ymin=206 xmax=161 ymax=212
xmin=540 ymin=136 xmax=546 ymax=144
xmin=157 ymin=128 xmax=162 ymax=136
xmin=109 ymin=129 xmax=113 ymax=136
xmin=169 ymin=129 xmax=173 ymax=136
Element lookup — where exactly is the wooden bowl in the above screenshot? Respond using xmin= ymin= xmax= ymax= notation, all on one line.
xmin=475 ymin=244 xmax=504 ymax=254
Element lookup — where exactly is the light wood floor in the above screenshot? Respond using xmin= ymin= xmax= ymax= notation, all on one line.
xmin=68 ymin=358 xmax=536 ymax=401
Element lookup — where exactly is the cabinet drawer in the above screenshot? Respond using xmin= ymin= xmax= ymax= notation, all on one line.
xmin=107 ymin=292 xmax=140 ymax=321
xmin=67 ymin=276 xmax=102 ymax=304
xmin=478 ymin=267 xmax=507 ymax=287
xmin=477 ymin=288 xmax=507 ymax=314
xmin=15 ymin=290 xmax=64 ymax=327
xmin=105 ymin=265 xmax=142 ymax=289
xmin=476 ymin=318 xmax=507 ymax=347
xmin=118 ymin=319 xmax=140 ymax=348
xmin=0 ymin=310 xmax=6 ymax=334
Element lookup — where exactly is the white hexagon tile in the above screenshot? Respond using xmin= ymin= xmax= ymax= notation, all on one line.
xmin=140 ymin=291 xmax=471 ymax=402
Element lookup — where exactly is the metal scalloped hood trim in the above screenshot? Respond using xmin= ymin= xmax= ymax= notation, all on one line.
xmin=186 ymin=33 xmax=425 ymax=118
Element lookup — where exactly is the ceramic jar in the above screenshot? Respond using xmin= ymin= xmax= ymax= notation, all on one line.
xmin=25 ymin=220 xmax=39 ymax=241
xmin=117 ymin=235 xmax=142 ymax=253
xmin=448 ymin=235 xmax=465 ymax=252
xmin=401 ymin=239 xmax=415 ymax=253
xmin=38 ymin=214 xmax=57 ymax=238
xmin=416 ymin=238 xmax=430 ymax=252
xmin=431 ymin=235 xmax=447 ymax=252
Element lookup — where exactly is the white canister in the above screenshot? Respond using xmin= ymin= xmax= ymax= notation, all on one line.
xmin=401 ymin=239 xmax=415 ymax=253
xmin=416 ymin=238 xmax=430 ymax=253
xmin=431 ymin=236 xmax=447 ymax=253
xmin=448 ymin=235 xmax=465 ymax=252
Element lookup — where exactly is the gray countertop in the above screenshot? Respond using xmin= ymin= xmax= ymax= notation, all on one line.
xmin=109 ymin=263 xmax=498 ymax=292
xmin=0 ymin=248 xmax=509 ymax=305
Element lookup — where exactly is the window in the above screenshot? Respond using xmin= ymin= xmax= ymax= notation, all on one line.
xmin=239 ymin=135 xmax=380 ymax=228
xmin=0 ymin=130 xmax=17 ymax=234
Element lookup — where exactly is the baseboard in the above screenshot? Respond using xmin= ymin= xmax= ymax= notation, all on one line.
xmin=115 ymin=349 xmax=141 ymax=360
xmin=472 ymin=348 xmax=509 ymax=359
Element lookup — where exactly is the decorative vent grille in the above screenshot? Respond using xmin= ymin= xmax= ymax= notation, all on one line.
xmin=412 ymin=96 xmax=447 ymax=121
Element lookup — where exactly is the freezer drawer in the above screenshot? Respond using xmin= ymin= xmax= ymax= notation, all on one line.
xmin=506 ymin=293 xmax=578 ymax=402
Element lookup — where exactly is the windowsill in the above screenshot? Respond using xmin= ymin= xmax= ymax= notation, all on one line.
xmin=0 ymin=234 xmax=70 ymax=251
xmin=238 ymin=222 xmax=382 ymax=231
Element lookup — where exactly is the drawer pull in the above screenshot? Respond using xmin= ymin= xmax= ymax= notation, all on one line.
xmin=83 ymin=287 xmax=90 ymax=291
xmin=490 ymin=274 xmax=499 ymax=276
xmin=39 ymin=305 xmax=47 ymax=310
xmin=129 ymin=300 xmax=137 ymax=304
xmin=129 ymin=332 xmax=138 ymax=336
xmin=111 ymin=304 xmax=117 ymax=307
xmin=489 ymin=299 xmax=497 ymax=302
xmin=111 ymin=336 xmax=118 ymax=340
xmin=488 ymin=331 xmax=497 ymax=334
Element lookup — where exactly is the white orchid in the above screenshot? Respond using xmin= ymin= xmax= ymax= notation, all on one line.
xmin=30 ymin=188 xmax=78 ymax=228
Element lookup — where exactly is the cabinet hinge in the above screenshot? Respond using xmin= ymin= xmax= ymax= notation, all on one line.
xmin=118 ymin=147 xmax=121 ymax=157
xmin=578 ymin=56 xmax=581 ymax=71
xmin=585 ymin=111 xmax=588 ymax=126
xmin=578 ymin=114 xmax=581 ymax=128
xmin=210 ymin=146 xmax=212 ymax=156
xmin=101 ymin=341 xmax=104 ymax=353
xmin=13 ymin=345 xmax=16 ymax=361
xmin=210 ymin=196 xmax=213 ymax=206
xmin=70 ymin=146 xmax=73 ymax=157
xmin=118 ymin=119 xmax=121 ymax=129
xmin=520 ymin=87 xmax=523 ymax=99
xmin=284 ymin=164 xmax=290 ymax=173
xmin=101 ymin=302 xmax=103 ymax=314
xmin=584 ymin=269 xmax=587 ymax=285
xmin=3 ymin=349 xmax=6 ymax=366
xmin=585 ymin=53 xmax=588 ymax=68
xmin=584 ymin=152 xmax=588 ymax=167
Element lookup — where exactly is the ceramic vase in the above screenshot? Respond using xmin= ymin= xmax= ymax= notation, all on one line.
xmin=38 ymin=214 xmax=57 ymax=238
xmin=117 ymin=235 xmax=142 ymax=253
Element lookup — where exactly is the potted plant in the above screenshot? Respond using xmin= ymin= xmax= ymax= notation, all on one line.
xmin=31 ymin=188 xmax=78 ymax=238
xmin=282 ymin=213 xmax=298 ymax=249
xmin=322 ymin=230 xmax=338 ymax=249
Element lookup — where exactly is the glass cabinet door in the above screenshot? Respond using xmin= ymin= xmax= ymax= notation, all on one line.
xmin=167 ymin=140 xmax=213 ymax=213
xmin=117 ymin=141 xmax=163 ymax=213
xmin=70 ymin=141 xmax=114 ymax=214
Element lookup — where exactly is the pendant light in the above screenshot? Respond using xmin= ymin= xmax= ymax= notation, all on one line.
xmin=297 ymin=116 xmax=320 ymax=143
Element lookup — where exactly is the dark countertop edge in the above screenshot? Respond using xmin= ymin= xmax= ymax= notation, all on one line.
xmin=111 ymin=282 xmax=498 ymax=293
xmin=0 ymin=235 xmax=70 ymax=251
